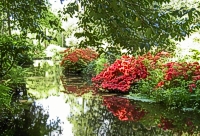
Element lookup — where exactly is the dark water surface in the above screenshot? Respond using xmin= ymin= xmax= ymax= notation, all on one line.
xmin=1 ymin=63 xmax=200 ymax=136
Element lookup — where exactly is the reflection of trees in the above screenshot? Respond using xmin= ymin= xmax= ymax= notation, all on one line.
xmin=26 ymin=62 xmax=63 ymax=99
xmin=136 ymin=101 xmax=200 ymax=135
xmin=0 ymin=102 xmax=61 ymax=136
xmin=67 ymin=95 xmax=177 ymax=136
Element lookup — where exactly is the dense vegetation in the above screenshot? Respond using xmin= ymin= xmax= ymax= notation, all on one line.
xmin=0 ymin=0 xmax=200 ymax=111
xmin=0 ymin=1 xmax=200 ymax=135
xmin=64 ymin=0 xmax=200 ymax=53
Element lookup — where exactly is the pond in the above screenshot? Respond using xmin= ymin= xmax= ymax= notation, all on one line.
xmin=1 ymin=61 xmax=200 ymax=136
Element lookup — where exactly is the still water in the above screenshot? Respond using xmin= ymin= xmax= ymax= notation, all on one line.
xmin=1 ymin=62 xmax=200 ymax=136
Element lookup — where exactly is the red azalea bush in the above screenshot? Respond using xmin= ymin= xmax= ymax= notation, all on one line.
xmin=60 ymin=48 xmax=98 ymax=73
xmin=92 ymin=52 xmax=170 ymax=92
xmin=92 ymin=55 xmax=148 ymax=92
xmin=156 ymin=62 xmax=200 ymax=93
xmin=103 ymin=96 xmax=147 ymax=121
xmin=92 ymin=50 xmax=200 ymax=106
xmin=135 ymin=52 xmax=200 ymax=105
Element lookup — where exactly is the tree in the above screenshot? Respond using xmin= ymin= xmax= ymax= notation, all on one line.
xmin=63 ymin=0 xmax=200 ymax=54
xmin=0 ymin=0 xmax=62 ymax=41
xmin=0 ymin=0 xmax=63 ymax=79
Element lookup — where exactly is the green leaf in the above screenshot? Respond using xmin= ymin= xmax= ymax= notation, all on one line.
xmin=146 ymin=28 xmax=152 ymax=38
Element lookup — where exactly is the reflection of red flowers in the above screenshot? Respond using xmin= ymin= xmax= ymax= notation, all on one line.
xmin=158 ymin=117 xmax=174 ymax=130
xmin=103 ymin=96 xmax=147 ymax=121
xmin=62 ymin=85 xmax=95 ymax=96
xmin=60 ymin=76 xmax=95 ymax=96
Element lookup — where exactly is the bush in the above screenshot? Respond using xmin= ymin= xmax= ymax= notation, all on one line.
xmin=133 ymin=52 xmax=200 ymax=106
xmin=152 ymin=61 xmax=200 ymax=106
xmin=0 ymin=83 xmax=12 ymax=110
xmin=91 ymin=51 xmax=200 ymax=107
xmin=83 ymin=53 xmax=109 ymax=76
xmin=92 ymin=55 xmax=148 ymax=92
xmin=60 ymin=48 xmax=98 ymax=74
xmin=0 ymin=35 xmax=34 ymax=78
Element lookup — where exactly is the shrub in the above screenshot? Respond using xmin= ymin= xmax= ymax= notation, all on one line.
xmin=83 ymin=53 xmax=109 ymax=76
xmin=60 ymin=48 xmax=98 ymax=73
xmin=133 ymin=52 xmax=200 ymax=106
xmin=92 ymin=55 xmax=148 ymax=92
xmin=152 ymin=61 xmax=200 ymax=106
xmin=92 ymin=51 xmax=170 ymax=93
xmin=0 ymin=84 xmax=12 ymax=110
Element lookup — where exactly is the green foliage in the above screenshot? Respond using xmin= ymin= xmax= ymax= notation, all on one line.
xmin=82 ymin=60 xmax=96 ymax=76
xmin=0 ymin=0 xmax=62 ymax=40
xmin=63 ymin=0 xmax=200 ymax=54
xmin=0 ymin=83 xmax=12 ymax=109
xmin=94 ymin=54 xmax=109 ymax=75
xmin=134 ymin=68 xmax=164 ymax=95
xmin=191 ymin=49 xmax=200 ymax=61
xmin=129 ymin=52 xmax=200 ymax=107
xmin=31 ymin=44 xmax=46 ymax=59
xmin=0 ymin=35 xmax=34 ymax=78
xmin=3 ymin=66 xmax=27 ymax=84
xmin=83 ymin=53 xmax=109 ymax=76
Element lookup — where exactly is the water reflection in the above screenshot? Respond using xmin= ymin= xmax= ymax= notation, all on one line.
xmin=26 ymin=61 xmax=63 ymax=99
xmin=67 ymin=94 xmax=172 ymax=136
xmin=67 ymin=94 xmax=200 ymax=136
xmin=35 ymin=94 xmax=73 ymax=136
xmin=0 ymin=102 xmax=61 ymax=136
xmin=103 ymin=96 xmax=147 ymax=121
xmin=3 ymin=89 xmax=200 ymax=135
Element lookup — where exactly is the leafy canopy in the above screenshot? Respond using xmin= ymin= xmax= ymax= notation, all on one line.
xmin=63 ymin=0 xmax=200 ymax=54
xmin=0 ymin=0 xmax=62 ymax=41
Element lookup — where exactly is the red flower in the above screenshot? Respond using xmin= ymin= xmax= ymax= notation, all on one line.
xmin=60 ymin=48 xmax=98 ymax=72
xmin=92 ymin=55 xmax=148 ymax=92
xmin=188 ymin=83 xmax=196 ymax=93
xmin=156 ymin=81 xmax=165 ymax=87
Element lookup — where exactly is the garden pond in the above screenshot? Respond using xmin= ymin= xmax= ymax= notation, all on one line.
xmin=0 ymin=61 xmax=200 ymax=136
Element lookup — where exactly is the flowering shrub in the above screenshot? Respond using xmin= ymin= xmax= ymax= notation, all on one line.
xmin=103 ymin=96 xmax=146 ymax=121
xmin=129 ymin=51 xmax=200 ymax=105
xmin=82 ymin=53 xmax=109 ymax=76
xmin=133 ymin=52 xmax=170 ymax=94
xmin=149 ymin=61 xmax=200 ymax=105
xmin=92 ymin=52 xmax=170 ymax=92
xmin=92 ymin=55 xmax=148 ymax=92
xmin=159 ymin=62 xmax=200 ymax=92
xmin=60 ymin=48 xmax=98 ymax=73
xmin=92 ymin=50 xmax=200 ymax=106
